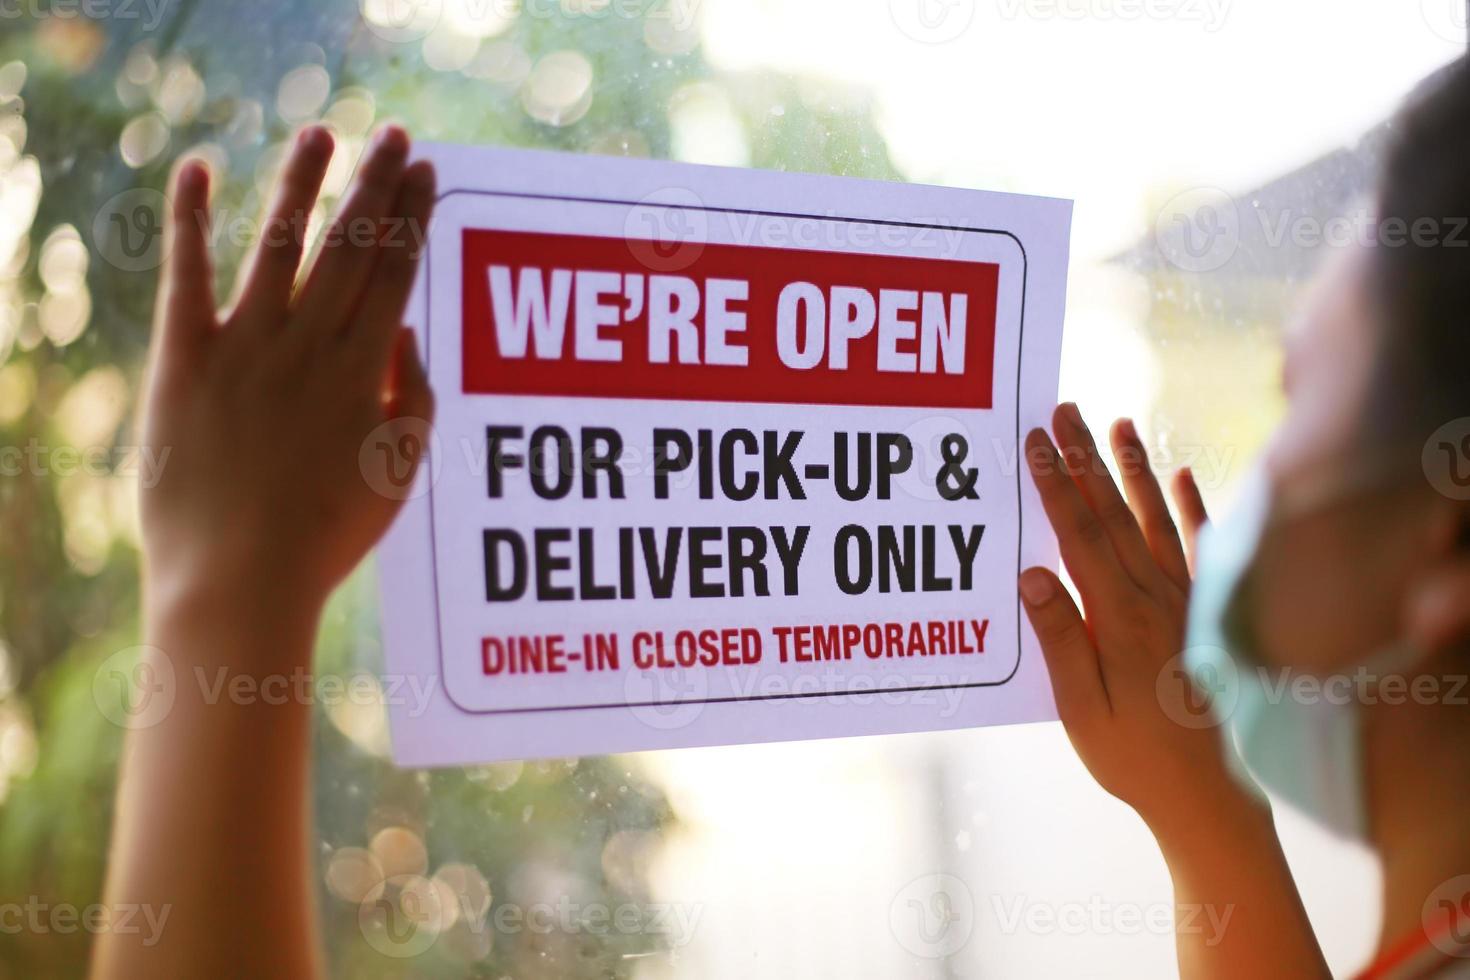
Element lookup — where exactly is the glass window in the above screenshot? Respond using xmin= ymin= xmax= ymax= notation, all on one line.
xmin=0 ymin=1 xmax=1461 ymax=975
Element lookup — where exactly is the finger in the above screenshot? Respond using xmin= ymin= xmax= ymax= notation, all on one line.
xmin=1020 ymin=566 xmax=1110 ymax=725
xmin=1111 ymin=418 xmax=1191 ymax=591
xmin=292 ymin=124 xmax=411 ymax=339
xmin=1407 ymin=563 xmax=1470 ymax=653
xmin=347 ymin=160 xmax=435 ymax=379
xmin=386 ymin=328 xmax=434 ymax=423
xmin=230 ymin=125 xmax=334 ymax=329
xmin=154 ymin=159 xmax=216 ymax=365
xmin=1053 ymin=403 xmax=1160 ymax=591
xmin=1025 ymin=426 xmax=1133 ymax=610
xmin=1170 ymin=468 xmax=1210 ymax=573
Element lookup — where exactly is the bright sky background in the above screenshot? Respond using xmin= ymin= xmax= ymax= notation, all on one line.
xmin=699 ymin=0 xmax=1465 ymax=260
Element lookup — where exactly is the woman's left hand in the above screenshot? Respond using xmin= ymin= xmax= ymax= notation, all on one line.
xmin=1019 ymin=403 xmax=1247 ymax=838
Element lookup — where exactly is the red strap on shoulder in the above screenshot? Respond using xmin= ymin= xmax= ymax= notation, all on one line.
xmin=1355 ymin=907 xmax=1470 ymax=980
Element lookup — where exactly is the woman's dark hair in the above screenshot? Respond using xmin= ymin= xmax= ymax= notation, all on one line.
xmin=1368 ymin=56 xmax=1470 ymax=454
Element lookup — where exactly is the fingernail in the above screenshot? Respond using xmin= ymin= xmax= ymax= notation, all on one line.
xmin=177 ymin=158 xmax=208 ymax=193
xmin=1024 ymin=427 xmax=1050 ymax=469
xmin=1061 ymin=402 xmax=1084 ymax=431
xmin=299 ymin=125 xmax=332 ymax=152
xmin=1118 ymin=417 xmax=1138 ymax=443
xmin=374 ymin=124 xmax=409 ymax=153
xmin=408 ymin=162 xmax=436 ymax=192
xmin=1019 ymin=569 xmax=1055 ymax=605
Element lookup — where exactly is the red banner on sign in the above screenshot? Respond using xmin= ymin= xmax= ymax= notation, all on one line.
xmin=460 ymin=227 xmax=999 ymax=409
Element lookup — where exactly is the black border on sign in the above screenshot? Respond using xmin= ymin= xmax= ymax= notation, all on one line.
xmin=424 ymin=189 xmax=1030 ymax=716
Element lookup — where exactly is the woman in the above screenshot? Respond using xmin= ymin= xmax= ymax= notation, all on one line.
xmin=1020 ymin=58 xmax=1470 ymax=977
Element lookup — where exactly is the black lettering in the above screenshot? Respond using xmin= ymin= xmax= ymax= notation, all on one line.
xmin=486 ymin=426 xmax=523 ymax=499
xmin=581 ymin=427 xmax=625 ymax=499
xmin=921 ymin=524 xmax=952 ymax=591
xmin=719 ymin=429 xmax=759 ymax=501
xmin=653 ymin=429 xmax=692 ymax=499
xmin=727 ymin=525 xmax=768 ymax=597
xmin=528 ymin=425 xmax=574 ymax=500
xmin=578 ymin=528 xmax=616 ymax=599
xmin=640 ymin=526 xmax=682 ymax=599
xmin=835 ymin=432 xmax=871 ymax=501
xmin=764 ymin=430 xmax=806 ymax=499
xmin=876 ymin=433 xmax=913 ymax=500
xmin=878 ymin=524 xmax=915 ymax=592
xmin=949 ymin=524 xmax=985 ymax=590
xmin=483 ymin=529 xmax=526 ymax=601
xmin=834 ymin=524 xmax=872 ymax=595
xmin=533 ymin=528 xmax=574 ymax=600
xmin=771 ymin=525 xmax=809 ymax=596
xmin=687 ymin=526 xmax=723 ymax=598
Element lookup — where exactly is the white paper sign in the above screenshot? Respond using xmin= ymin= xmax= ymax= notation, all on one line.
xmin=377 ymin=144 xmax=1072 ymax=766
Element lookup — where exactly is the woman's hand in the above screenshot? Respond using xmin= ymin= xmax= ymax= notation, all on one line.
xmin=1020 ymin=405 xmax=1330 ymax=979
xmin=95 ymin=126 xmax=436 ymax=980
xmin=1019 ymin=403 xmax=1243 ymax=838
xmin=141 ymin=124 xmax=435 ymax=621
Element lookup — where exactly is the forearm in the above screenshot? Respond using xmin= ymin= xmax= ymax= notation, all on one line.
xmin=92 ymin=584 xmax=324 ymax=979
xmin=95 ymin=125 xmax=430 ymax=979
xmin=1150 ymin=796 xmax=1329 ymax=980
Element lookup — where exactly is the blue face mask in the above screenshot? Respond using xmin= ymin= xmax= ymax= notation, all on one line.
xmin=1183 ymin=467 xmax=1416 ymax=843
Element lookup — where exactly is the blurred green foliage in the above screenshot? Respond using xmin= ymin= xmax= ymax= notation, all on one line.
xmin=0 ymin=1 xmax=897 ymax=976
